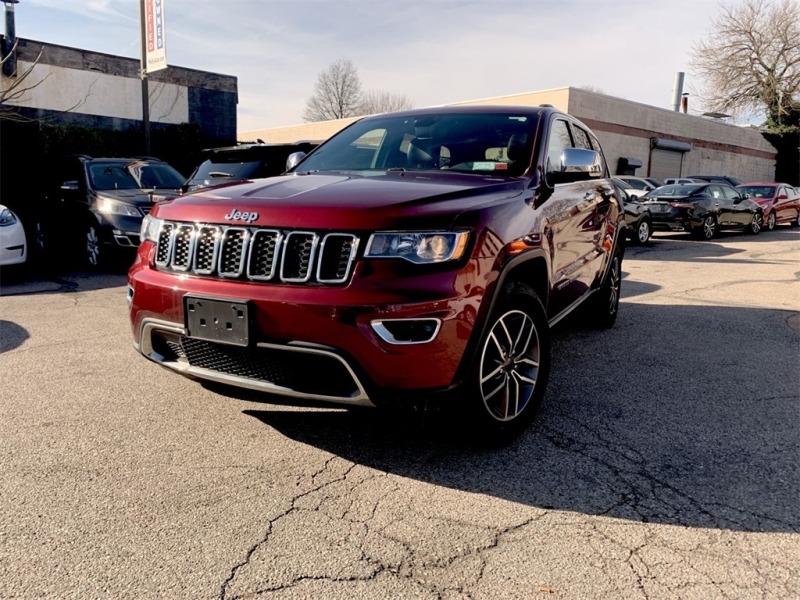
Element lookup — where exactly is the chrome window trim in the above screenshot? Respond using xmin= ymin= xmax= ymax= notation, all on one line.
xmin=193 ymin=225 xmax=221 ymax=275
xmin=246 ymin=229 xmax=283 ymax=281
xmin=218 ymin=226 xmax=250 ymax=278
xmin=280 ymin=231 xmax=319 ymax=283
xmin=171 ymin=224 xmax=196 ymax=272
xmin=154 ymin=222 xmax=176 ymax=268
xmin=370 ymin=318 xmax=442 ymax=345
xmin=317 ymin=233 xmax=359 ymax=284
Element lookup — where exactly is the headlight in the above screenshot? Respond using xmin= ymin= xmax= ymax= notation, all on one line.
xmin=140 ymin=215 xmax=163 ymax=243
xmin=97 ymin=197 xmax=142 ymax=217
xmin=0 ymin=208 xmax=18 ymax=227
xmin=365 ymin=231 xmax=469 ymax=264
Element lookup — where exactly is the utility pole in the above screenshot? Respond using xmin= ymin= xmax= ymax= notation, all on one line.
xmin=139 ymin=0 xmax=150 ymax=156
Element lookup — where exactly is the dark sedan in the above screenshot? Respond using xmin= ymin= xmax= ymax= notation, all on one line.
xmin=613 ymin=178 xmax=652 ymax=244
xmin=641 ymin=183 xmax=764 ymax=240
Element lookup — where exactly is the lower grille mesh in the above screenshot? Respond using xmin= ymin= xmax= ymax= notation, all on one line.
xmin=179 ymin=337 xmax=360 ymax=398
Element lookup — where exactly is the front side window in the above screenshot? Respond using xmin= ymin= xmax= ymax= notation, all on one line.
xmin=546 ymin=119 xmax=572 ymax=172
xmin=297 ymin=113 xmax=537 ymax=177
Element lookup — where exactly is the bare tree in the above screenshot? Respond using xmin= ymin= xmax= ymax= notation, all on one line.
xmin=358 ymin=90 xmax=413 ymax=115
xmin=689 ymin=0 xmax=799 ymax=127
xmin=0 ymin=40 xmax=48 ymax=121
xmin=302 ymin=58 xmax=363 ymax=122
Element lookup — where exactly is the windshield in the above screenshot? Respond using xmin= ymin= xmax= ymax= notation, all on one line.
xmin=89 ymin=161 xmax=185 ymax=191
xmin=191 ymin=160 xmax=261 ymax=181
xmin=296 ymin=112 xmax=539 ymax=177
xmin=647 ymin=184 xmax=702 ymax=197
xmin=613 ymin=178 xmax=633 ymax=189
xmin=737 ymin=185 xmax=775 ymax=198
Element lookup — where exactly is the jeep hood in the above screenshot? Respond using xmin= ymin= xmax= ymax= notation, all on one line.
xmin=154 ymin=172 xmax=524 ymax=230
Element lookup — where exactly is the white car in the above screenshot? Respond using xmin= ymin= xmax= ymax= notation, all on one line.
xmin=0 ymin=205 xmax=27 ymax=266
xmin=663 ymin=177 xmax=706 ymax=185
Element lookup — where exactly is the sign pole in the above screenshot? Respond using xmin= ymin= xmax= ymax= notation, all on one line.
xmin=139 ymin=0 xmax=150 ymax=156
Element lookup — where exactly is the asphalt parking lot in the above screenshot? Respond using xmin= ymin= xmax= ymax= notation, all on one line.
xmin=1 ymin=228 xmax=798 ymax=599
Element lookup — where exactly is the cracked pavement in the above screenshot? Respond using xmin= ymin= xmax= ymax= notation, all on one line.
xmin=1 ymin=229 xmax=798 ymax=599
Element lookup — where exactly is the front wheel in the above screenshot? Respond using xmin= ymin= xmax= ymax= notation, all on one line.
xmin=85 ymin=222 xmax=105 ymax=269
xmin=461 ymin=282 xmax=551 ymax=446
xmin=746 ymin=212 xmax=763 ymax=235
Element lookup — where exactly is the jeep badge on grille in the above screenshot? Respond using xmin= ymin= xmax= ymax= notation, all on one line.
xmin=224 ymin=209 xmax=259 ymax=223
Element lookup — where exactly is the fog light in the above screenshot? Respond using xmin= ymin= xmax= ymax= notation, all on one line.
xmin=371 ymin=318 xmax=441 ymax=345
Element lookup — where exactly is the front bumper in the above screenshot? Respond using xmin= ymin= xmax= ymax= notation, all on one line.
xmin=128 ymin=244 xmax=484 ymax=406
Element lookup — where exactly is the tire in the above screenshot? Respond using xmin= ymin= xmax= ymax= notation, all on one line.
xmin=746 ymin=212 xmax=763 ymax=235
xmin=583 ymin=249 xmax=622 ymax=329
xmin=635 ymin=218 xmax=651 ymax=244
xmin=461 ymin=282 xmax=551 ymax=446
xmin=791 ymin=217 xmax=799 ymax=228
xmin=765 ymin=211 xmax=776 ymax=231
xmin=694 ymin=215 xmax=717 ymax=240
xmin=85 ymin=221 xmax=105 ymax=269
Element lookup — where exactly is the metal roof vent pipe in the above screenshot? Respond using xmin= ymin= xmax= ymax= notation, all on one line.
xmin=2 ymin=0 xmax=19 ymax=77
xmin=671 ymin=72 xmax=685 ymax=112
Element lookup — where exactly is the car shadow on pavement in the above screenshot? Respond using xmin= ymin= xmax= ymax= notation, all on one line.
xmin=0 ymin=269 xmax=128 ymax=297
xmin=0 ymin=320 xmax=29 ymax=353
xmin=639 ymin=228 xmax=800 ymax=265
xmin=243 ymin=302 xmax=799 ymax=534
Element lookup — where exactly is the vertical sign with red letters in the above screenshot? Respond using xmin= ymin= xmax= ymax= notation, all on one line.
xmin=144 ymin=0 xmax=167 ymax=73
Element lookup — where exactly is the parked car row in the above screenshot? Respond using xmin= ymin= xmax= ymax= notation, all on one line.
xmin=612 ymin=176 xmax=799 ymax=242
xmin=5 ymin=142 xmax=318 ymax=271
xmin=2 ymin=142 xmax=799 ymax=272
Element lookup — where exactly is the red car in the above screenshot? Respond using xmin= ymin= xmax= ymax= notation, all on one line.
xmin=128 ymin=105 xmax=626 ymax=443
xmin=736 ymin=182 xmax=800 ymax=230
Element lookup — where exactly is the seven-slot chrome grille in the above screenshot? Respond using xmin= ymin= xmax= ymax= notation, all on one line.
xmin=154 ymin=221 xmax=359 ymax=285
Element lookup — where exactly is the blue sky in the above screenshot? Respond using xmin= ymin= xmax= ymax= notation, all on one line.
xmin=19 ymin=0 xmax=739 ymax=132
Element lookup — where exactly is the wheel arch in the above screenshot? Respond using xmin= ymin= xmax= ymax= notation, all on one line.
xmin=450 ymin=249 xmax=549 ymax=389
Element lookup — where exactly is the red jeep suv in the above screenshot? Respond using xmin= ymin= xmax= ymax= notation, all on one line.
xmin=128 ymin=106 xmax=625 ymax=442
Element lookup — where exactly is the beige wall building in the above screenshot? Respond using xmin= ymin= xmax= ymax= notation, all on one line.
xmin=239 ymin=87 xmax=777 ymax=182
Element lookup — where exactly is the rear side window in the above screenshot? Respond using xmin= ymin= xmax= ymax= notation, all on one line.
xmin=720 ymin=185 xmax=739 ymax=200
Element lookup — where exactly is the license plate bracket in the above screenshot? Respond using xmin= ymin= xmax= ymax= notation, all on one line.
xmin=184 ymin=296 xmax=250 ymax=347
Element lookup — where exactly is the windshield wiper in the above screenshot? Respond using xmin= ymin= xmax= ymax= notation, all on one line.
xmin=386 ymin=167 xmax=407 ymax=172
xmin=208 ymin=171 xmax=234 ymax=178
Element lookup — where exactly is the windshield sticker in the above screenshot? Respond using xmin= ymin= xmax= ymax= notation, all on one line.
xmin=473 ymin=162 xmax=496 ymax=170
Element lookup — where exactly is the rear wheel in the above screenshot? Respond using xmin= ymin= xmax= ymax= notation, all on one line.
xmin=765 ymin=211 xmax=776 ymax=231
xmin=461 ymin=282 xmax=550 ymax=446
xmin=583 ymin=250 xmax=622 ymax=329
xmin=635 ymin=218 xmax=651 ymax=244
xmin=746 ymin=212 xmax=763 ymax=235
xmin=694 ymin=215 xmax=716 ymax=240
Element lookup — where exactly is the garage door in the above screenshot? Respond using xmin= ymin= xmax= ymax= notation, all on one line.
xmin=649 ymin=148 xmax=683 ymax=181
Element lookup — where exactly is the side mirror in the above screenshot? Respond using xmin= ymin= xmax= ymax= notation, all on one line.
xmin=285 ymin=152 xmax=307 ymax=171
xmin=777 ymin=194 xmax=788 ymax=200
xmin=549 ymin=148 xmax=603 ymax=184
xmin=61 ymin=180 xmax=79 ymax=191
xmin=740 ymin=193 xmax=750 ymax=199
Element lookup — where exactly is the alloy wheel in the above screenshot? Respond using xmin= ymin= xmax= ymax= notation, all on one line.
xmin=86 ymin=225 xmax=100 ymax=266
xmin=750 ymin=213 xmax=762 ymax=234
xmin=767 ymin=211 xmax=775 ymax=231
xmin=637 ymin=220 xmax=650 ymax=244
xmin=702 ymin=216 xmax=716 ymax=239
xmin=479 ymin=309 xmax=540 ymax=422
xmin=607 ymin=256 xmax=620 ymax=316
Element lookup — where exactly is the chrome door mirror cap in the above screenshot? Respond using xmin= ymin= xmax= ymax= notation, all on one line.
xmin=559 ymin=148 xmax=603 ymax=178
xmin=285 ymin=152 xmax=307 ymax=171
